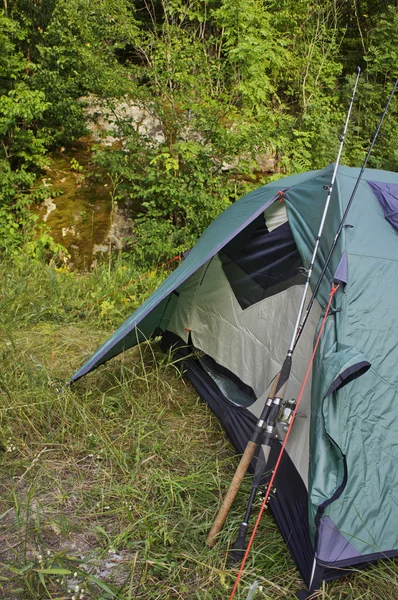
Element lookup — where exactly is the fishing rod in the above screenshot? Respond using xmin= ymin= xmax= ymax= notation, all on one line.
xmin=206 ymin=67 xmax=361 ymax=548
xmin=294 ymin=76 xmax=398 ymax=350
xmin=227 ymin=76 xmax=398 ymax=565
xmin=228 ymin=283 xmax=340 ymax=600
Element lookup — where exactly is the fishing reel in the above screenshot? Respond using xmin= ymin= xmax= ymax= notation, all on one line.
xmin=275 ymin=398 xmax=297 ymax=441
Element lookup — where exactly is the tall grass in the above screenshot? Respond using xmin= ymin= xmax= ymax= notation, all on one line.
xmin=0 ymin=257 xmax=397 ymax=599
xmin=0 ymin=254 xmax=177 ymax=329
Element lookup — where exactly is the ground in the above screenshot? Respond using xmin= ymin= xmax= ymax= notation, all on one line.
xmin=0 ymin=261 xmax=397 ymax=600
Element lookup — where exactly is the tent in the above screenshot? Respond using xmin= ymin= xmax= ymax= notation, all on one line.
xmin=70 ymin=164 xmax=398 ymax=595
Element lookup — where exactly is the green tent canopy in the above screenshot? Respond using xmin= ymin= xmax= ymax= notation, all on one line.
xmin=71 ymin=165 xmax=398 ymax=594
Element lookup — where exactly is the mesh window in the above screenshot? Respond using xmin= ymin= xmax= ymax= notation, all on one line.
xmin=219 ymin=214 xmax=305 ymax=309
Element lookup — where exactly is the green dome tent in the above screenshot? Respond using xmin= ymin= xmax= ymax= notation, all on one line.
xmin=70 ymin=164 xmax=398 ymax=594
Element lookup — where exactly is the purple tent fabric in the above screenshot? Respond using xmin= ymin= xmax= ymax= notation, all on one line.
xmin=367 ymin=181 xmax=398 ymax=234
xmin=333 ymin=251 xmax=348 ymax=287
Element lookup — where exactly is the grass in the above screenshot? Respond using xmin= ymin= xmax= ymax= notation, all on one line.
xmin=0 ymin=257 xmax=397 ymax=599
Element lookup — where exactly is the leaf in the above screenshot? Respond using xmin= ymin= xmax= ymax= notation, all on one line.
xmin=7 ymin=563 xmax=34 ymax=574
xmin=95 ymin=525 xmax=110 ymax=538
xmin=85 ymin=574 xmax=120 ymax=598
xmin=38 ymin=571 xmax=46 ymax=588
xmin=35 ymin=568 xmax=72 ymax=575
xmin=0 ymin=508 xmax=13 ymax=520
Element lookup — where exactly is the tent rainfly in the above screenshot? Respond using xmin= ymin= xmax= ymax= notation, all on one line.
xmin=70 ymin=164 xmax=398 ymax=595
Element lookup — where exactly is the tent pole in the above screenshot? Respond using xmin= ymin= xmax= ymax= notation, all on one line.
xmin=206 ymin=67 xmax=361 ymax=548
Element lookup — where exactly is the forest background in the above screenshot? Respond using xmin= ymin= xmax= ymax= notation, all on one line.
xmin=1 ymin=0 xmax=398 ymax=265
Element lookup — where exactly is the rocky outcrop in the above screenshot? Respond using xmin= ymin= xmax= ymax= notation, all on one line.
xmin=80 ymin=96 xmax=165 ymax=146
xmin=79 ymin=95 xmax=278 ymax=176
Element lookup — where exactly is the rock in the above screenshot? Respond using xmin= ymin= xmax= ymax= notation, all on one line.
xmin=79 ymin=95 xmax=165 ymax=146
xmin=62 ymin=226 xmax=76 ymax=237
xmin=43 ymin=198 xmax=57 ymax=222
xmin=92 ymin=244 xmax=109 ymax=254
xmin=106 ymin=203 xmax=133 ymax=251
xmin=254 ymin=152 xmax=277 ymax=173
xmin=221 ymin=152 xmax=277 ymax=174
xmin=79 ymin=95 xmax=278 ymax=175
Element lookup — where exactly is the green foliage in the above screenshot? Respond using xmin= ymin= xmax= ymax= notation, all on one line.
xmin=367 ymin=7 xmax=398 ymax=77
xmin=95 ymin=135 xmax=252 ymax=263
xmin=1 ymin=0 xmax=398 ymax=264
xmin=0 ymin=12 xmax=47 ymax=251
xmin=0 ymin=0 xmax=139 ymax=254
xmin=0 ymin=253 xmax=175 ymax=328
xmin=31 ymin=0 xmax=140 ymax=146
xmin=89 ymin=0 xmax=357 ymax=260
xmin=358 ymin=5 xmax=398 ymax=170
xmin=0 ymin=84 xmax=49 ymax=166
xmin=70 ymin=157 xmax=83 ymax=172
xmin=213 ymin=0 xmax=285 ymax=110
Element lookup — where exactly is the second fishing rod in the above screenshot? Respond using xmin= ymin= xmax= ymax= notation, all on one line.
xmin=206 ymin=67 xmax=361 ymax=548
xmin=227 ymin=75 xmax=398 ymax=564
